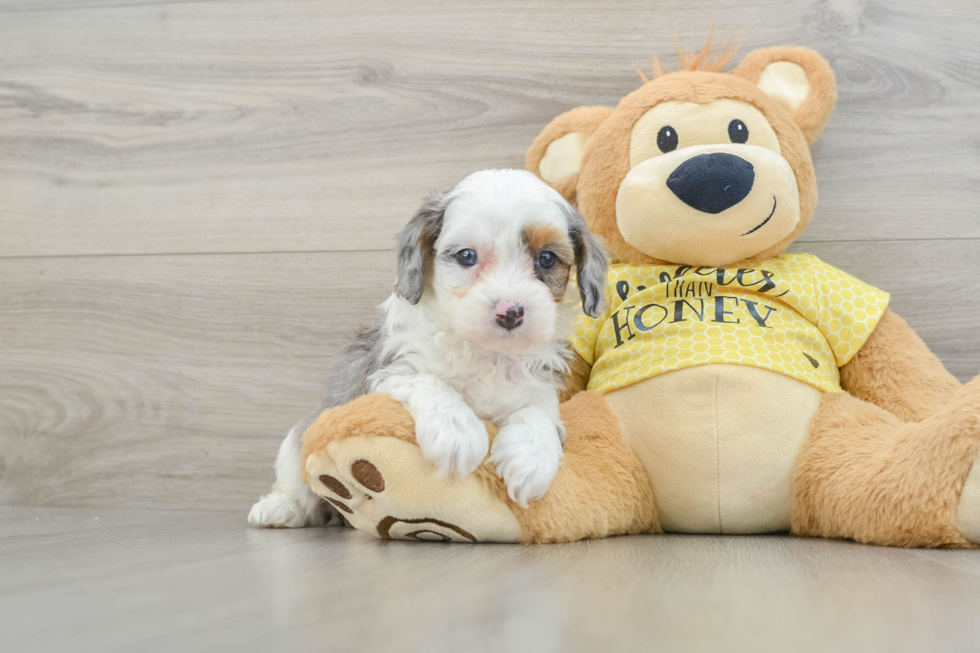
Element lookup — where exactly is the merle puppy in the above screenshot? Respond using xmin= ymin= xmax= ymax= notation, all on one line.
xmin=249 ymin=169 xmax=607 ymax=527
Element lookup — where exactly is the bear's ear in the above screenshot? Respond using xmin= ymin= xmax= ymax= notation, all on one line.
xmin=733 ymin=46 xmax=837 ymax=144
xmin=526 ymin=106 xmax=614 ymax=203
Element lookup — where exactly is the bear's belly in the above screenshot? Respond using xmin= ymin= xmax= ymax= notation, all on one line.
xmin=605 ymin=364 xmax=823 ymax=534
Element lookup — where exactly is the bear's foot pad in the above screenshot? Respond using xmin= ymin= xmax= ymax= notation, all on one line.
xmin=306 ymin=435 xmax=521 ymax=543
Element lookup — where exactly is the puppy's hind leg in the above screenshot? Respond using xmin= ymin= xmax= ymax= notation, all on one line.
xmin=248 ymin=427 xmax=339 ymax=528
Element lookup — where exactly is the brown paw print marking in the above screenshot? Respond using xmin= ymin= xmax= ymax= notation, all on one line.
xmin=350 ymin=459 xmax=385 ymax=493
xmin=318 ymin=474 xmax=352 ymax=500
xmin=376 ymin=516 xmax=477 ymax=542
xmin=325 ymin=497 xmax=353 ymax=514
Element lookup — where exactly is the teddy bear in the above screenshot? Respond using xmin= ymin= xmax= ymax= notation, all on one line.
xmin=299 ymin=44 xmax=980 ymax=547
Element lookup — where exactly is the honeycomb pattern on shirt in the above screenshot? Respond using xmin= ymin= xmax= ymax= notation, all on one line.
xmin=571 ymin=253 xmax=890 ymax=394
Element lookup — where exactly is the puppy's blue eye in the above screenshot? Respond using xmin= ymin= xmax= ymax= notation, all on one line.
xmin=455 ymin=249 xmax=478 ymax=267
xmin=537 ymin=251 xmax=557 ymax=270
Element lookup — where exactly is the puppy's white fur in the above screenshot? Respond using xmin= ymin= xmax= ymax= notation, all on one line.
xmin=374 ymin=171 xmax=576 ymax=505
xmin=250 ymin=169 xmax=604 ymax=526
xmin=248 ymin=426 xmax=338 ymax=528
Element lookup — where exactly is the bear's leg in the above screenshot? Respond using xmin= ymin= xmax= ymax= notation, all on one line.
xmin=792 ymin=378 xmax=980 ymax=547
xmin=512 ymin=390 xmax=660 ymax=543
xmin=301 ymin=391 xmax=658 ymax=543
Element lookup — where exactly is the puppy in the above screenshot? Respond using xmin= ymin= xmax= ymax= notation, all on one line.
xmin=248 ymin=169 xmax=607 ymax=528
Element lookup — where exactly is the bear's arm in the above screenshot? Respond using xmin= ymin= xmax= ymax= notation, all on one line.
xmin=838 ymin=309 xmax=961 ymax=422
xmin=559 ymin=352 xmax=593 ymax=403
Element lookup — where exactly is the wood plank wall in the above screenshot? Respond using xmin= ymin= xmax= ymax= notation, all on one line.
xmin=2 ymin=0 xmax=979 ymax=511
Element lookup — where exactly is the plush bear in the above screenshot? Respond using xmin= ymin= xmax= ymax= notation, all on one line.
xmin=301 ymin=44 xmax=980 ymax=547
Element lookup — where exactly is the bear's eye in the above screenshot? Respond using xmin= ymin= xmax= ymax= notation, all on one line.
xmin=728 ymin=119 xmax=749 ymax=144
xmin=657 ymin=126 xmax=678 ymax=153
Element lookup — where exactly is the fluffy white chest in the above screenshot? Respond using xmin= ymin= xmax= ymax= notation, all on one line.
xmin=371 ymin=296 xmax=563 ymax=425
xmin=428 ymin=355 xmax=549 ymax=424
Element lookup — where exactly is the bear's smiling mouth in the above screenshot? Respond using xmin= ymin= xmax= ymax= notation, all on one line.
xmin=739 ymin=195 xmax=778 ymax=236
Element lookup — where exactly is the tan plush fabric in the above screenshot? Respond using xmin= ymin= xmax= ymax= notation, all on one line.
xmin=793 ymin=382 xmax=980 ymax=548
xmin=616 ymin=142 xmax=801 ymax=266
xmin=302 ymin=392 xmax=657 ymax=544
xmin=530 ymin=69 xmax=822 ymax=267
xmin=756 ymin=61 xmax=810 ymax=114
xmin=539 ymin=131 xmax=590 ymax=184
xmin=525 ymin=105 xmax=614 ymax=204
xmin=559 ymin=352 xmax=592 ymax=403
xmin=627 ymin=99 xmax=781 ymax=168
xmin=527 ymin=47 xmax=839 ymax=269
xmin=733 ymin=46 xmax=838 ymax=144
xmin=300 ymin=392 xmax=420 ymax=484
xmin=310 ymin=435 xmax=522 ymax=542
xmin=508 ymin=390 xmax=659 ymax=543
xmin=607 ymin=365 xmax=821 ymax=534
xmin=839 ymin=309 xmax=961 ymax=422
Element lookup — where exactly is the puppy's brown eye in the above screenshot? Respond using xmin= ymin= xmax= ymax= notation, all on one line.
xmin=536 ymin=251 xmax=557 ymax=270
xmin=455 ymin=249 xmax=478 ymax=267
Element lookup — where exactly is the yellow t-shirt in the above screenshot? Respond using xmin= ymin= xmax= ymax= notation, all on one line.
xmin=571 ymin=253 xmax=890 ymax=394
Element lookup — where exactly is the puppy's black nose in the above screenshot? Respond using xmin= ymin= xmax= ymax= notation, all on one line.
xmin=666 ymin=152 xmax=755 ymax=214
xmin=495 ymin=304 xmax=524 ymax=330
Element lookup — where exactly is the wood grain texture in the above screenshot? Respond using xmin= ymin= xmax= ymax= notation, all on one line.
xmin=1 ymin=0 xmax=980 ymax=257
xmin=4 ymin=507 xmax=980 ymax=653
xmin=0 ymin=251 xmax=394 ymax=510
xmin=1 ymin=0 xmax=980 ymax=511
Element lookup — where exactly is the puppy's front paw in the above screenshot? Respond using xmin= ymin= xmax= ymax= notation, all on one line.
xmin=489 ymin=423 xmax=563 ymax=508
xmin=248 ymin=492 xmax=307 ymax=528
xmin=414 ymin=407 xmax=489 ymax=479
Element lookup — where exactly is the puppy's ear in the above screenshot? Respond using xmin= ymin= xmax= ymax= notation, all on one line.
xmin=733 ymin=47 xmax=837 ymax=144
xmin=526 ymin=106 xmax=613 ymax=203
xmin=395 ymin=190 xmax=446 ymax=304
xmin=561 ymin=203 xmax=608 ymax=318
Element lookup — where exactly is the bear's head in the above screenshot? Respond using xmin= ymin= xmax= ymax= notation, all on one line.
xmin=526 ymin=45 xmax=837 ymax=268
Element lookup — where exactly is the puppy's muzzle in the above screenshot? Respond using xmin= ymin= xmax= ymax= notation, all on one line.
xmin=495 ymin=303 xmax=524 ymax=330
xmin=666 ymin=152 xmax=755 ymax=214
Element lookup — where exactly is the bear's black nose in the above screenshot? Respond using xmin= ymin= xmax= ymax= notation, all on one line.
xmin=666 ymin=152 xmax=755 ymax=214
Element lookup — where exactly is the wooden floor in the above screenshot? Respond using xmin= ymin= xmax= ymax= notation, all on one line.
xmin=2 ymin=506 xmax=979 ymax=653
xmin=3 ymin=1 xmax=980 ymax=649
